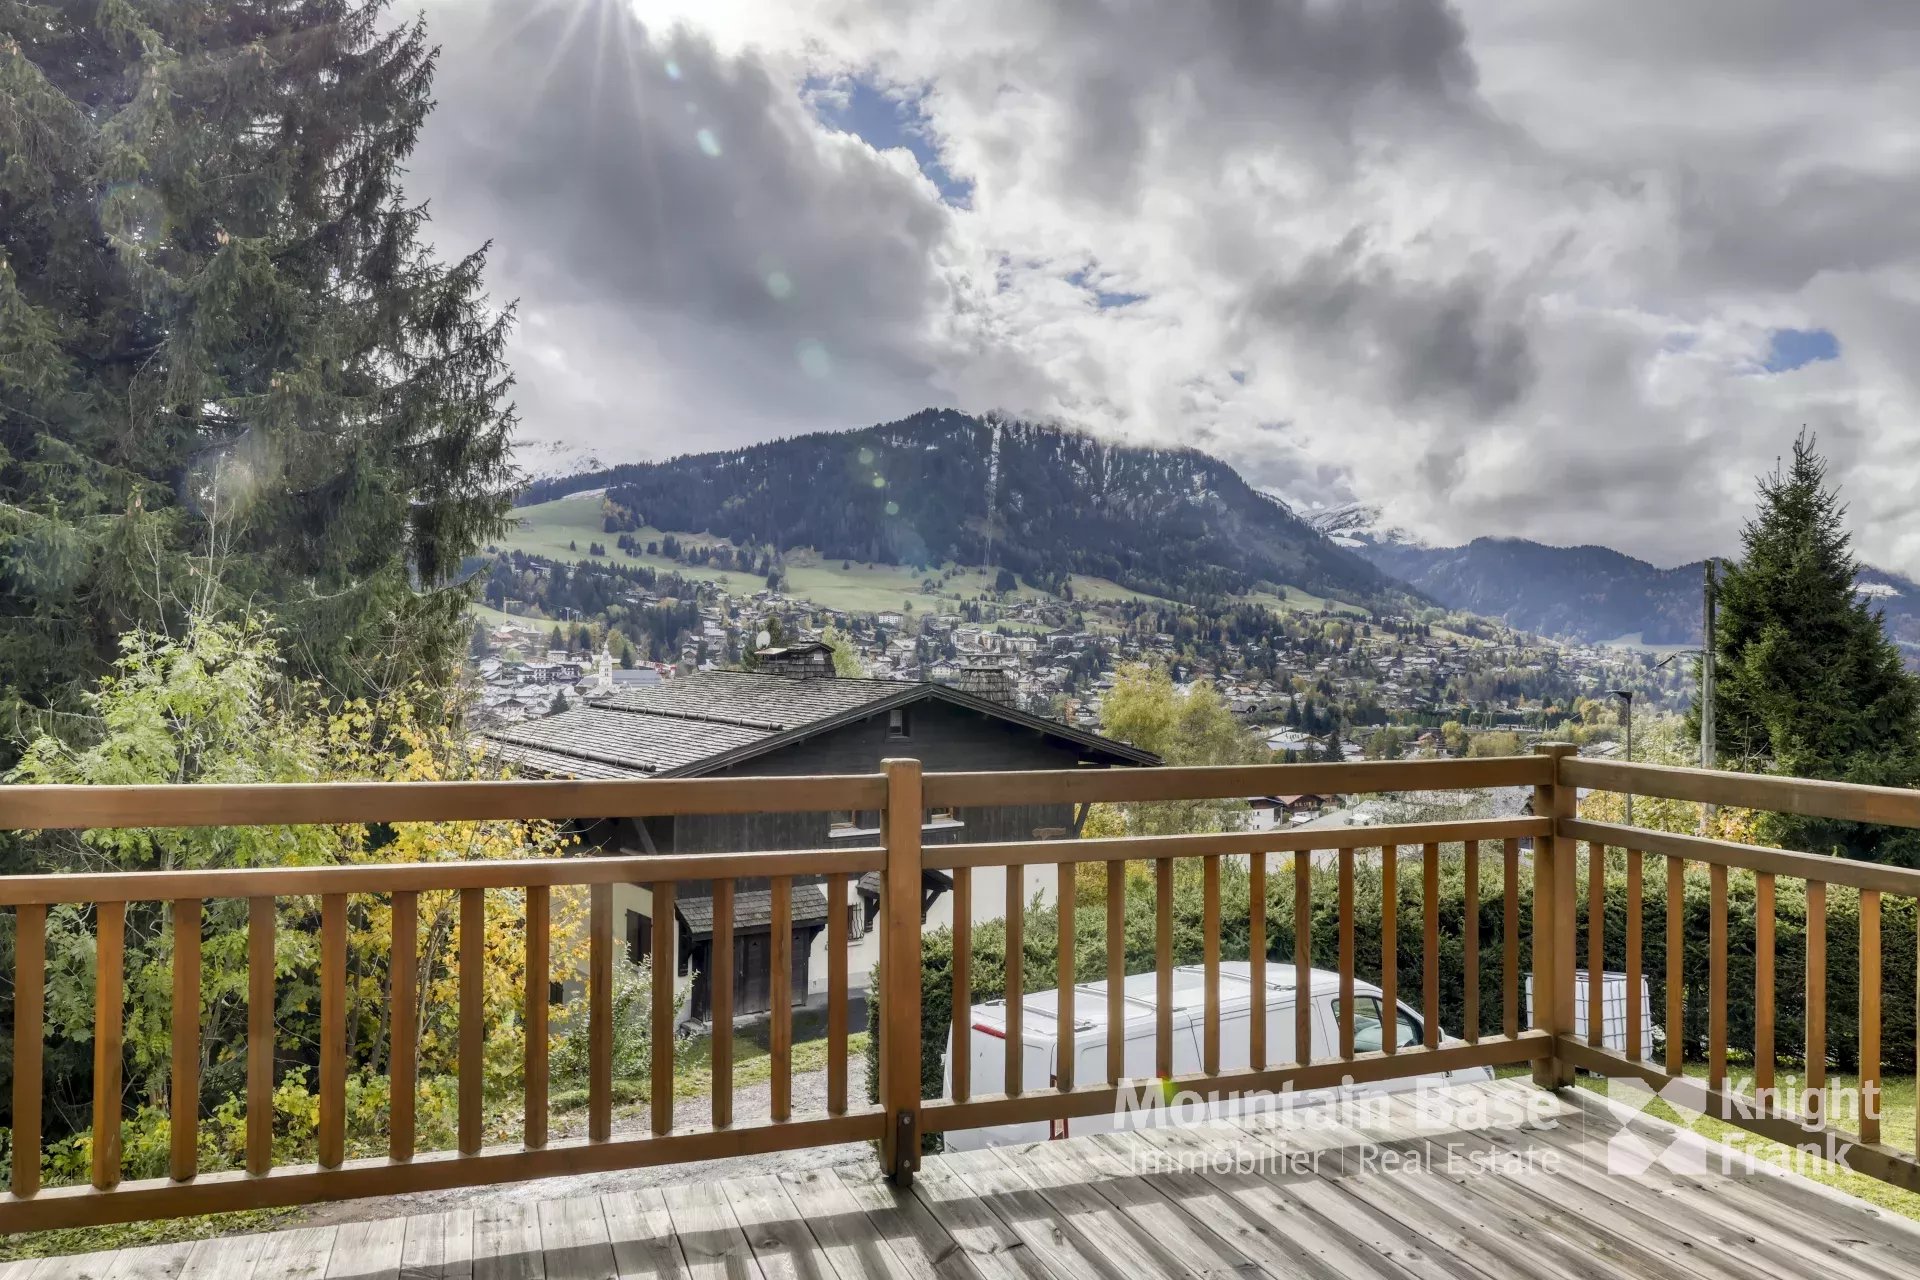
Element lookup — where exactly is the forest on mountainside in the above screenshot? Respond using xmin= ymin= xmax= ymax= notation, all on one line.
xmin=532 ymin=410 xmax=1397 ymax=607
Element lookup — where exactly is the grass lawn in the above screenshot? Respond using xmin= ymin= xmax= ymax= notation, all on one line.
xmin=1241 ymin=584 xmax=1370 ymax=618
xmin=497 ymin=494 xmax=1338 ymax=623
xmin=1499 ymin=1062 xmax=1920 ymax=1222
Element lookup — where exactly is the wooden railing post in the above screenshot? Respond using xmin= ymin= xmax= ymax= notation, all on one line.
xmin=879 ymin=758 xmax=924 ymax=1184
xmin=1531 ymin=742 xmax=1579 ymax=1088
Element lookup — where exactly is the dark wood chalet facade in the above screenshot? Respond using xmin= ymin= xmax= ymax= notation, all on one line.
xmin=484 ymin=646 xmax=1159 ymax=1022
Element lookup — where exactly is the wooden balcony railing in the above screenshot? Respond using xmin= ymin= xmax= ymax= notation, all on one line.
xmin=3 ymin=747 xmax=1918 ymax=1233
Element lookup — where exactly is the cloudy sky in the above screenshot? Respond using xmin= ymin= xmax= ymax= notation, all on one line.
xmin=406 ymin=0 xmax=1920 ymax=573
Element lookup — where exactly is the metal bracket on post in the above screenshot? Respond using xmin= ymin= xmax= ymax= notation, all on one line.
xmin=893 ymin=1110 xmax=917 ymax=1186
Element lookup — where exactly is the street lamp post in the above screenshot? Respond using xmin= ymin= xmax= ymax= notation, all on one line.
xmin=1609 ymin=688 xmax=1635 ymax=827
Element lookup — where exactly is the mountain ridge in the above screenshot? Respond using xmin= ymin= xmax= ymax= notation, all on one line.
xmin=524 ymin=410 xmax=1401 ymax=608
xmin=1310 ymin=503 xmax=1920 ymax=663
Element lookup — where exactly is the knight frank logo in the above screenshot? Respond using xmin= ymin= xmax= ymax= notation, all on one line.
xmin=1598 ymin=1074 xmax=1864 ymax=1179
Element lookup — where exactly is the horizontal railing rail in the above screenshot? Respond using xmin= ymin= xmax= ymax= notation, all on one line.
xmin=1563 ymin=756 xmax=1920 ymax=829
xmin=0 ymin=773 xmax=891 ymax=829
xmin=0 ymin=846 xmax=887 ymax=907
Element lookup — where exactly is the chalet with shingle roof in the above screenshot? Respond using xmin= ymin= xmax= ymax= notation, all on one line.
xmin=484 ymin=663 xmax=1157 ymax=1023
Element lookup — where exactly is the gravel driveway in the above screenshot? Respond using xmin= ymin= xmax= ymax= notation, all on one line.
xmin=300 ymin=1054 xmax=874 ymax=1227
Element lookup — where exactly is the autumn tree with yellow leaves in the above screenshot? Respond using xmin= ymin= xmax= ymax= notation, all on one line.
xmin=7 ymin=615 xmax=585 ymax=1183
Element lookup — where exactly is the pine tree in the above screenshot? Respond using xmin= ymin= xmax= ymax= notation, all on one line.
xmin=1705 ymin=433 xmax=1920 ymax=863
xmin=0 ymin=2 xmax=516 ymax=755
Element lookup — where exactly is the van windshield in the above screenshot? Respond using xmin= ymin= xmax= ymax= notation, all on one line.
xmin=1337 ymin=996 xmax=1421 ymax=1052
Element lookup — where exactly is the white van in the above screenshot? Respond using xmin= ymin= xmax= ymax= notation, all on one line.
xmin=941 ymin=960 xmax=1491 ymax=1150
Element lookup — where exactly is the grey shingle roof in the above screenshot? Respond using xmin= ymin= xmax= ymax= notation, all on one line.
xmin=598 ymin=670 xmax=917 ymax=729
xmin=676 ymin=884 xmax=831 ymax=939
xmin=485 ymin=699 xmax=774 ymax=775
xmin=481 ymin=668 xmax=1159 ymax=780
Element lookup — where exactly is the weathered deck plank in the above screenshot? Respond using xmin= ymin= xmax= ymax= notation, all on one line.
xmin=18 ymin=1082 xmax=1920 ymax=1280
xmin=661 ymin=1182 xmax=761 ymax=1280
xmin=600 ymin=1190 xmax=689 ymax=1280
xmin=535 ymin=1198 xmax=615 ymax=1280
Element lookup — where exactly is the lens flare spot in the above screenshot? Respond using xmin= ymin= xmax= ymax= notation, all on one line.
xmin=696 ymin=128 xmax=721 ymax=157
xmin=871 ymin=475 xmax=887 ymax=489
xmin=796 ymin=340 xmax=831 ymax=379
xmin=857 ymin=448 xmax=874 ymax=465
xmin=765 ymin=271 xmax=793 ymax=300
xmin=664 ymin=59 xmax=681 ymax=80
xmin=885 ymin=500 xmax=900 ymax=516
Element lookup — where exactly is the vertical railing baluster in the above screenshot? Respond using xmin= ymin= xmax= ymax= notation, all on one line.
xmin=1708 ymin=863 xmax=1728 ymax=1091
xmin=318 ymin=893 xmax=346 ymax=1171
xmin=390 ymin=891 xmax=418 ymax=1162
xmin=1105 ymin=863 xmax=1124 ymax=1086
xmin=1338 ymin=848 xmax=1355 ymax=1059
xmin=459 ymin=888 xmax=484 ymax=1156
xmin=1422 ymin=842 xmax=1440 ymax=1050
xmin=952 ymin=868 xmax=972 ymax=1103
xmin=1666 ymin=857 xmax=1685 ymax=1076
xmin=1860 ymin=889 xmax=1881 ymax=1146
xmin=1250 ymin=851 xmax=1268 ymax=1071
xmin=1463 ymin=840 xmax=1479 ymax=1045
xmin=1588 ymin=843 xmax=1604 ymax=1049
xmin=1624 ymin=850 xmax=1642 ymax=1060
xmin=1754 ymin=872 xmax=1775 ymax=1103
xmin=1503 ymin=838 xmax=1519 ymax=1040
xmin=651 ymin=881 xmax=676 ymax=1134
xmin=523 ymin=885 xmax=547 ymax=1150
xmin=1202 ymin=853 xmax=1221 ymax=1075
xmin=12 ymin=903 xmax=45 ymax=1198
xmin=1806 ymin=880 xmax=1826 ymax=1100
xmin=1005 ymin=864 xmax=1025 ymax=1095
xmin=1381 ymin=845 xmax=1397 ymax=1054
xmin=826 ymin=873 xmax=847 ymax=1116
xmin=1293 ymin=852 xmax=1310 ymax=1067
xmin=170 ymin=898 xmax=201 ymax=1182
xmin=770 ymin=876 xmax=792 ymax=1122
xmin=1057 ymin=861 xmax=1076 ymax=1092
xmin=711 ymin=878 xmax=734 ymax=1130
xmin=93 ymin=900 xmax=126 ymax=1191
xmin=247 ymin=896 xmax=275 ymax=1176
xmin=1155 ymin=857 xmax=1173 ymax=1080
xmin=590 ymin=880 xmax=612 ymax=1142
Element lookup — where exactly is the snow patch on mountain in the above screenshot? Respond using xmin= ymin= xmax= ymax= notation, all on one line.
xmin=1302 ymin=501 xmax=1429 ymax=550
xmin=519 ymin=439 xmax=607 ymax=483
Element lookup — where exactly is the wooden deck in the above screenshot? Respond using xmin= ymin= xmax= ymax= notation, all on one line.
xmin=15 ymin=1079 xmax=1920 ymax=1280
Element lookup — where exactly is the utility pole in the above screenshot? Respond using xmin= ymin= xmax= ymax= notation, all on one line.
xmin=1609 ymin=689 xmax=1635 ymax=827
xmin=1700 ymin=560 xmax=1716 ymax=768
xmin=1701 ymin=559 xmax=1718 ymax=831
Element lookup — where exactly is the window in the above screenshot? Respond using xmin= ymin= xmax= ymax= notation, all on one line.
xmin=624 ymin=909 xmax=652 ymax=965
xmin=887 ymin=707 xmax=911 ymax=739
xmin=1334 ymin=995 xmax=1421 ymax=1053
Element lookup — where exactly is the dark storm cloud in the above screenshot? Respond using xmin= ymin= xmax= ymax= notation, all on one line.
xmin=1241 ymin=231 xmax=1536 ymax=417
